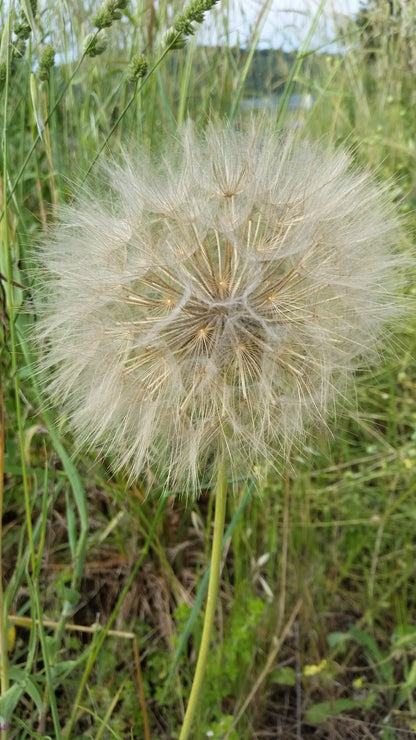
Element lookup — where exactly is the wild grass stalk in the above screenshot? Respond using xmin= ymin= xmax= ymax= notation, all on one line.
xmin=1 ymin=27 xmax=31 ymax=739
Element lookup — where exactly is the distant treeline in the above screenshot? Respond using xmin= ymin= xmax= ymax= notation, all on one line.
xmin=189 ymin=46 xmax=330 ymax=97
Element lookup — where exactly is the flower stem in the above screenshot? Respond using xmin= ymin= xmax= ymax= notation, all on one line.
xmin=179 ymin=461 xmax=228 ymax=740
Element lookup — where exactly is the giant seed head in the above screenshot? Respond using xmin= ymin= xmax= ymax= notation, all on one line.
xmin=35 ymin=121 xmax=409 ymax=495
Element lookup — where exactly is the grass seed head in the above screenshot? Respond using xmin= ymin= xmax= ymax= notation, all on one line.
xmin=35 ymin=120 xmax=409 ymax=495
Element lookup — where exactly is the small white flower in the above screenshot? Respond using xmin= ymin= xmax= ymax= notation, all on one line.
xmin=35 ymin=120 xmax=409 ymax=495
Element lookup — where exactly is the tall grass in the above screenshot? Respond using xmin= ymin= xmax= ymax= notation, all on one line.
xmin=1 ymin=1 xmax=415 ymax=738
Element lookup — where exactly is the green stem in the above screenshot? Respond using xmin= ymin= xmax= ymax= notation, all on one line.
xmin=1 ymin=15 xmax=17 ymax=740
xmin=82 ymin=32 xmax=185 ymax=182
xmin=0 ymin=380 xmax=9 ymax=740
xmin=0 ymin=32 xmax=101 ymax=226
xmin=179 ymin=460 xmax=228 ymax=740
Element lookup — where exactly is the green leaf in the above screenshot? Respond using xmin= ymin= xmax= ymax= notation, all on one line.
xmin=50 ymin=658 xmax=85 ymax=683
xmin=22 ymin=676 xmax=43 ymax=715
xmin=403 ymin=660 xmax=416 ymax=691
xmin=204 ymin=714 xmax=237 ymax=738
xmin=305 ymin=698 xmax=365 ymax=725
xmin=66 ymin=488 xmax=78 ymax=561
xmin=327 ymin=631 xmax=350 ymax=649
xmin=269 ymin=667 xmax=296 ymax=686
xmin=349 ymin=626 xmax=384 ymax=660
xmin=0 ymin=682 xmax=25 ymax=724
xmin=349 ymin=626 xmax=393 ymax=684
xmin=20 ymin=0 xmax=37 ymax=34
xmin=391 ymin=625 xmax=416 ymax=650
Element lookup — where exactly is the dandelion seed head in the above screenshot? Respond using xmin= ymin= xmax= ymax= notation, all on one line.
xmin=36 ymin=121 xmax=409 ymax=495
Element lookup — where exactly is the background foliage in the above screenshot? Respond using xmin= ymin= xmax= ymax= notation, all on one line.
xmin=1 ymin=0 xmax=416 ymax=737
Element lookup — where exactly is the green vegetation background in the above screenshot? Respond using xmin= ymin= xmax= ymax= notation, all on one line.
xmin=1 ymin=0 xmax=416 ymax=738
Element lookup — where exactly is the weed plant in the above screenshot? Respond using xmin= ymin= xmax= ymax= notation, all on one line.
xmin=1 ymin=1 xmax=416 ymax=738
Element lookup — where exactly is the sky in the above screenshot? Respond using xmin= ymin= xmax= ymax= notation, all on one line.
xmin=197 ymin=0 xmax=362 ymax=50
